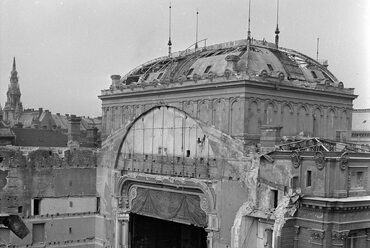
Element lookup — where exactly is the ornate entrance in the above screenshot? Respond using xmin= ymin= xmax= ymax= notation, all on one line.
xmin=115 ymin=175 xmax=218 ymax=248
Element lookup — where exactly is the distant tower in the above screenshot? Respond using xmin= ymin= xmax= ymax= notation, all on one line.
xmin=3 ymin=57 xmax=23 ymax=125
xmin=0 ymin=104 xmax=3 ymax=121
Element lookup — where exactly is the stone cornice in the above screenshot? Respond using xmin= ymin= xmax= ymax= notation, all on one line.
xmin=99 ymin=79 xmax=356 ymax=101
xmin=301 ymin=197 xmax=370 ymax=211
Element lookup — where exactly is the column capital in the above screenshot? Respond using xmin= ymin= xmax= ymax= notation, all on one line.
xmin=117 ymin=211 xmax=130 ymax=222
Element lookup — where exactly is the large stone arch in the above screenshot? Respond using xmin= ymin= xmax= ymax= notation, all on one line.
xmin=110 ymin=105 xmax=223 ymax=248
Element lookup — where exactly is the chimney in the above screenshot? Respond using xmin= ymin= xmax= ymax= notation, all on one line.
xmin=68 ymin=115 xmax=81 ymax=142
xmin=111 ymin=75 xmax=121 ymax=88
xmin=260 ymin=125 xmax=282 ymax=152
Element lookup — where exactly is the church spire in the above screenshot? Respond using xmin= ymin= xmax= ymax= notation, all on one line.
xmin=3 ymin=57 xmax=23 ymax=125
xmin=11 ymin=57 xmax=18 ymax=81
xmin=12 ymin=57 xmax=16 ymax=72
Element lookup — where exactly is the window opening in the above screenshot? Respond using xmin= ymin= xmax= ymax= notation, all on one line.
xmin=267 ymin=64 xmax=274 ymax=71
xmin=97 ymin=197 xmax=100 ymax=213
xmin=33 ymin=199 xmax=41 ymax=215
xmin=143 ymin=73 xmax=150 ymax=80
xmin=306 ymin=170 xmax=312 ymax=187
xmin=311 ymin=71 xmax=318 ymax=79
xmin=204 ymin=65 xmax=212 ymax=73
xmin=157 ymin=73 xmax=163 ymax=79
xmin=270 ymin=190 xmax=278 ymax=208
xmin=186 ymin=150 xmax=191 ymax=157
xmin=186 ymin=68 xmax=194 ymax=76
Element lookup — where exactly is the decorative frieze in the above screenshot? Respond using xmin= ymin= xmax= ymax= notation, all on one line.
xmin=331 ymin=230 xmax=349 ymax=241
xmin=310 ymin=229 xmax=325 ymax=240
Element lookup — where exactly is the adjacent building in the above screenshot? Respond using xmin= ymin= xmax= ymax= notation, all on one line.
xmin=0 ymin=58 xmax=102 ymax=148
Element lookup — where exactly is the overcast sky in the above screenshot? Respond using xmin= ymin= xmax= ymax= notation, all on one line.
xmin=0 ymin=0 xmax=369 ymax=117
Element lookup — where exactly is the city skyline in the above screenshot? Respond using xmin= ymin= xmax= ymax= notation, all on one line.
xmin=0 ymin=0 xmax=369 ymax=117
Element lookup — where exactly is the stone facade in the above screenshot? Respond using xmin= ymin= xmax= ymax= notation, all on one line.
xmin=99 ymin=39 xmax=355 ymax=144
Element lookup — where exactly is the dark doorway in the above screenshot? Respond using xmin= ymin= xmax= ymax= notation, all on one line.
xmin=130 ymin=213 xmax=207 ymax=248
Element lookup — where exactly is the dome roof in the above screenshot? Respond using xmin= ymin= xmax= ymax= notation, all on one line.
xmin=110 ymin=39 xmax=348 ymax=93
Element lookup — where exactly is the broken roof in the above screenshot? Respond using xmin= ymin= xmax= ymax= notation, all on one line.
xmin=102 ymin=39 xmax=353 ymax=96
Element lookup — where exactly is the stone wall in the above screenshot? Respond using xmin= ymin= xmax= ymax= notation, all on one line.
xmin=101 ymin=94 xmax=353 ymax=143
xmin=0 ymin=147 xmax=116 ymax=247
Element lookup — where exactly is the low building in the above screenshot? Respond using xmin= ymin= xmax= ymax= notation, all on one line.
xmin=351 ymin=109 xmax=370 ymax=145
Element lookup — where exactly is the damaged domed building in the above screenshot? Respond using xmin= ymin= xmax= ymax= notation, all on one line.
xmin=96 ymin=37 xmax=370 ymax=248
xmin=1 ymin=16 xmax=370 ymax=248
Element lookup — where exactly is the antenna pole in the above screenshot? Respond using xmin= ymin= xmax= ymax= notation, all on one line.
xmin=247 ymin=0 xmax=252 ymax=44
xmin=195 ymin=9 xmax=199 ymax=51
xmin=316 ymin=37 xmax=319 ymax=61
xmin=274 ymin=0 xmax=280 ymax=48
xmin=168 ymin=2 xmax=172 ymax=57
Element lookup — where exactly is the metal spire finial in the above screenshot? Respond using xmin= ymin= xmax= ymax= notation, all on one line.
xmin=274 ymin=0 xmax=280 ymax=48
xmin=316 ymin=37 xmax=320 ymax=61
xmin=168 ymin=2 xmax=172 ymax=57
xmin=195 ymin=9 xmax=199 ymax=50
xmin=247 ymin=0 xmax=252 ymax=44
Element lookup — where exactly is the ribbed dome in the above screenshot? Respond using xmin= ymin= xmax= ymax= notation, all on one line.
xmin=116 ymin=39 xmax=344 ymax=91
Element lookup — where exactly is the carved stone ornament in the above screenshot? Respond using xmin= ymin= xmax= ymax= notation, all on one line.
xmin=291 ymin=151 xmax=301 ymax=168
xmin=294 ymin=225 xmax=301 ymax=235
xmin=224 ymin=69 xmax=231 ymax=79
xmin=128 ymin=186 xmax=137 ymax=208
xmin=340 ymin=152 xmax=349 ymax=171
xmin=314 ymin=151 xmax=326 ymax=170
xmin=207 ymin=71 xmax=215 ymax=81
xmin=332 ymin=230 xmax=349 ymax=241
xmin=310 ymin=229 xmax=325 ymax=240
xmin=200 ymin=195 xmax=209 ymax=213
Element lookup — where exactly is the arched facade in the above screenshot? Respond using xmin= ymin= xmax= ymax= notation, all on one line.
xmin=113 ymin=106 xmax=223 ymax=248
